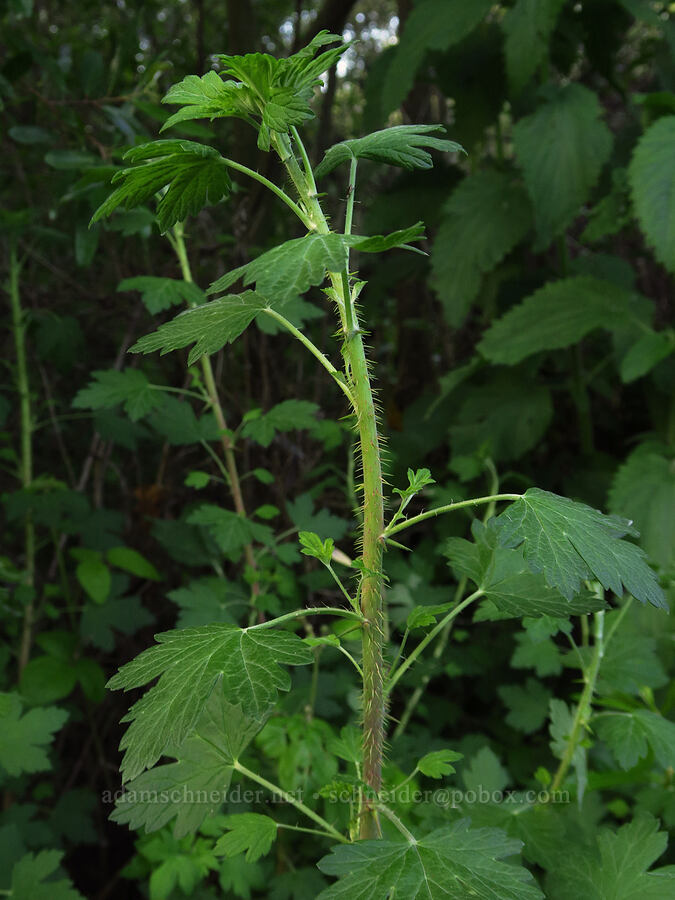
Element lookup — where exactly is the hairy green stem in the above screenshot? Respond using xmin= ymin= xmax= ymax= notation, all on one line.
xmin=383 ymin=494 xmax=521 ymax=539
xmin=275 ymin=130 xmax=386 ymax=839
xmin=8 ymin=241 xmax=35 ymax=675
xmin=233 ymin=761 xmax=347 ymax=842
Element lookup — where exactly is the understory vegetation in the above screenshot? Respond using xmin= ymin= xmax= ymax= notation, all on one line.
xmin=2 ymin=1 xmax=675 ymax=898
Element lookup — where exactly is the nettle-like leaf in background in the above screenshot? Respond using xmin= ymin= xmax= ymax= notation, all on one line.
xmin=431 ymin=172 xmax=531 ymax=326
xmin=117 ymin=276 xmax=205 ymax=314
xmin=595 ymin=709 xmax=675 ymax=771
xmin=112 ymin=691 xmax=261 ymax=837
xmin=315 ymin=125 xmax=463 ymax=177
xmin=72 ymin=369 xmax=163 ymax=421
xmin=544 ymin=814 xmax=675 ymax=900
xmin=107 ymin=624 xmax=312 ymax=780
xmin=449 ymin=379 xmax=552 ymax=463
xmin=619 ymin=328 xmax=674 ymax=383
xmin=493 ymin=489 xmax=667 ymax=608
xmin=90 ymin=140 xmax=232 ymax=233
xmin=629 ymin=115 xmax=675 ymax=272
xmin=0 ymin=693 xmax=68 ymax=778
xmin=502 ymin=0 xmax=566 ymax=95
xmin=209 ymin=227 xmax=424 ymax=303
xmin=513 ymin=84 xmax=613 ymax=249
xmin=130 ymin=291 xmax=267 ymax=365
xmin=446 ymin=521 xmax=605 ymax=620
xmin=381 ymin=0 xmax=494 ymax=114
xmin=478 ymin=276 xmax=639 ymax=365
xmin=609 ymin=442 xmax=675 ymax=569
xmin=317 ymin=820 xmax=543 ymax=899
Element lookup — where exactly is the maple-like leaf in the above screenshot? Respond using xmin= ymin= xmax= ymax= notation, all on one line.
xmin=107 ymin=623 xmax=312 ymax=780
xmin=492 ymin=489 xmax=666 ymax=609
xmin=317 ymin=820 xmax=543 ymax=899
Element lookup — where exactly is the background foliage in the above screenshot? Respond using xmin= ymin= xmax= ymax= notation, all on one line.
xmin=1 ymin=0 xmax=674 ymax=897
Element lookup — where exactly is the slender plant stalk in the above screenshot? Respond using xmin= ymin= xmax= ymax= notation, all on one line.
xmin=275 ymin=132 xmax=386 ymax=838
xmin=393 ymin=576 xmax=469 ymax=739
xmin=386 ymin=590 xmax=483 ymax=695
xmin=550 ymin=610 xmax=605 ymax=793
xmin=383 ymin=494 xmax=521 ymax=539
xmin=171 ymin=225 xmax=261 ymax=599
xmin=8 ymin=241 xmax=35 ymax=675
xmin=233 ymin=761 xmax=347 ymax=842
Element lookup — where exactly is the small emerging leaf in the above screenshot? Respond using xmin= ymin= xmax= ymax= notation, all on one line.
xmin=417 ymin=749 xmax=463 ymax=779
xmin=299 ymin=531 xmax=335 ymax=566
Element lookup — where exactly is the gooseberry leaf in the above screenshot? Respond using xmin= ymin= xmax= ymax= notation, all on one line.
xmin=111 ymin=690 xmax=262 ymax=837
xmin=0 ymin=693 xmax=68 ymax=778
xmin=544 ymin=814 xmax=675 ymax=900
xmin=117 ymin=276 xmax=205 ymax=314
xmin=130 ymin=291 xmax=267 ymax=365
xmin=595 ymin=709 xmax=675 ymax=771
xmin=417 ymin=749 xmax=463 ymax=779
xmin=107 ymin=623 xmax=312 ymax=781
xmin=299 ymin=531 xmax=334 ymax=567
xmin=315 ymin=125 xmax=463 ymax=178
xmin=317 ymin=820 xmax=543 ymax=899
xmin=493 ymin=489 xmax=667 ymax=609
xmin=72 ymin=369 xmax=162 ymax=421
xmin=90 ymin=140 xmax=231 ymax=233
xmin=214 ymin=813 xmax=278 ymax=863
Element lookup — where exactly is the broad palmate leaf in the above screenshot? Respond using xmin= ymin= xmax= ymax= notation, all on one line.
xmin=628 ymin=115 xmax=675 ymax=272
xmin=478 ymin=276 xmax=637 ymax=365
xmin=445 ymin=521 xmax=605 ymax=620
xmin=10 ymin=850 xmax=84 ymax=900
xmin=208 ymin=228 xmax=423 ymax=303
xmin=107 ymin=623 xmax=312 ymax=780
xmin=91 ymin=140 xmax=231 ymax=233
xmin=513 ymin=84 xmax=613 ymax=249
xmin=545 ymin=814 xmax=675 ymax=900
xmin=315 ymin=125 xmax=463 ymax=178
xmin=317 ymin=820 xmax=543 ymax=899
xmin=0 ymin=693 xmax=68 ymax=778
xmin=595 ymin=709 xmax=675 ymax=770
xmin=493 ymin=489 xmax=667 ymax=608
xmin=130 ymin=291 xmax=267 ymax=365
xmin=112 ymin=689 xmax=262 ymax=837
xmin=118 ymin=276 xmax=205 ymax=314
xmin=214 ymin=813 xmax=278 ymax=863
xmin=431 ymin=172 xmax=531 ymax=326
xmin=72 ymin=369 xmax=162 ymax=421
